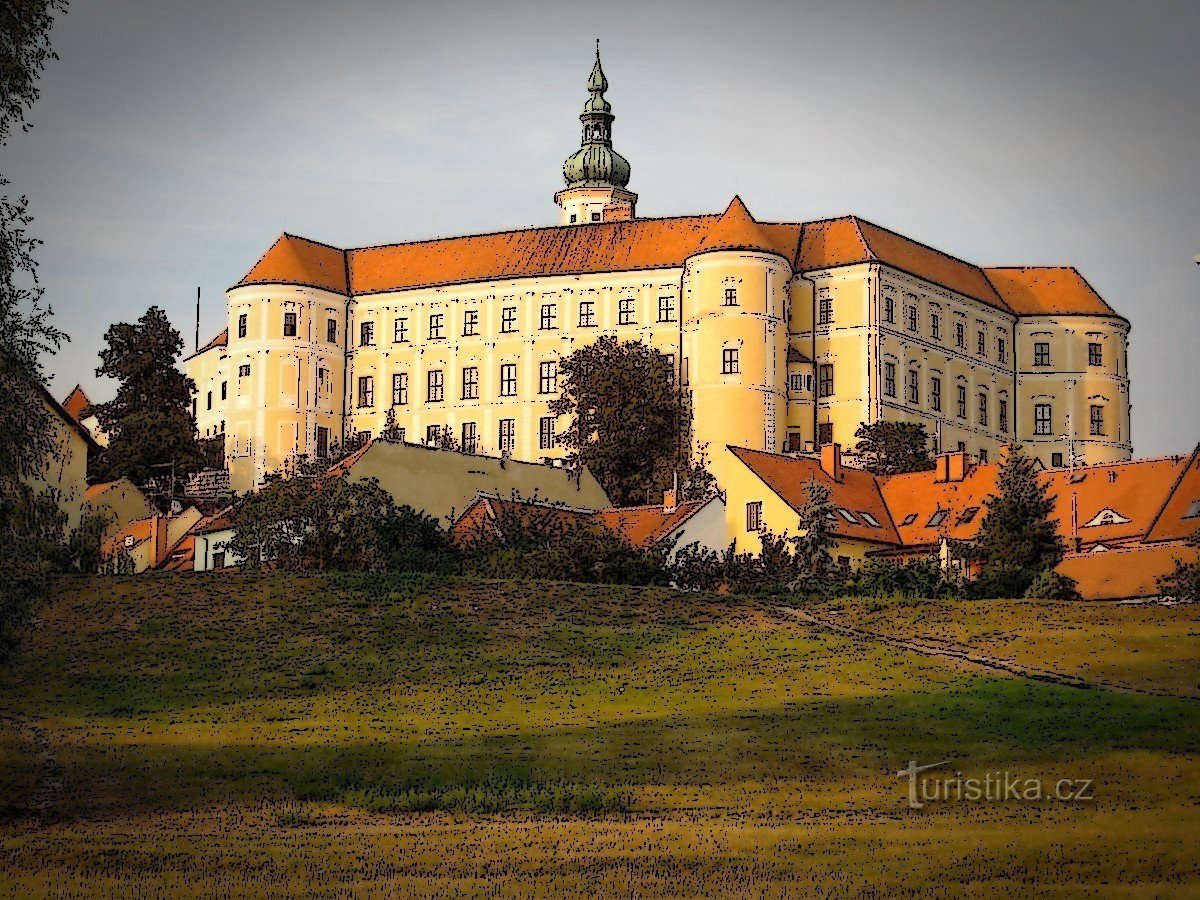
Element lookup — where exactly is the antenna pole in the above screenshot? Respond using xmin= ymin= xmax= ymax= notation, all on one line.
xmin=195 ymin=286 xmax=201 ymax=352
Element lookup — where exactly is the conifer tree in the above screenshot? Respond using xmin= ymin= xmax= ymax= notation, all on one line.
xmin=969 ymin=445 xmax=1064 ymax=598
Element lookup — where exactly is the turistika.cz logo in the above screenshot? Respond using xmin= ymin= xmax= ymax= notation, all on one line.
xmin=895 ymin=760 xmax=1095 ymax=809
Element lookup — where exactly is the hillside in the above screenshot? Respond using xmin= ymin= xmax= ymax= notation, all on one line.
xmin=1 ymin=574 xmax=1198 ymax=898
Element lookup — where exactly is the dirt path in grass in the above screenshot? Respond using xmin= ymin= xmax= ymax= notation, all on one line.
xmin=777 ymin=606 xmax=1193 ymax=700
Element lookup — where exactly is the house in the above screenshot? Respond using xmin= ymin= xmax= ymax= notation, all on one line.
xmin=452 ymin=489 xmax=726 ymax=561
xmin=21 ymin=383 xmax=100 ymax=532
xmin=191 ymin=508 xmax=240 ymax=571
xmin=332 ymin=438 xmax=610 ymax=526
xmin=61 ymin=385 xmax=108 ymax=447
xmin=100 ymin=507 xmax=203 ymax=574
xmin=84 ymin=477 xmax=155 ymax=542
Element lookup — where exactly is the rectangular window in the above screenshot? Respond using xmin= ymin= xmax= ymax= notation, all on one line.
xmin=907 ymin=369 xmax=919 ymax=404
xmin=1035 ymin=403 xmax=1052 ymax=435
xmin=931 ymin=313 xmax=941 ymax=340
xmin=658 ymin=295 xmax=676 ymax=322
xmin=360 ymin=321 xmax=375 ymax=346
xmin=500 ymin=363 xmax=517 ymax=396
xmin=999 ymin=397 xmax=1009 ymax=432
xmin=428 ymin=313 xmax=444 ymax=340
xmin=907 ymin=306 xmax=918 ymax=332
xmin=283 ymin=312 xmax=297 ymax=337
xmin=578 ymin=301 xmax=595 ymax=327
xmin=540 ymin=303 xmax=557 ymax=330
xmin=1089 ymin=342 xmax=1103 ymax=367
xmin=998 ymin=337 xmax=1008 ymax=364
xmin=206 ymin=391 xmax=212 ymax=410
xmin=746 ymin=501 xmax=763 ymax=532
xmin=539 ymin=416 xmax=555 ymax=450
xmin=220 ymin=381 xmax=227 ymax=400
xmin=462 ymin=366 xmax=479 ymax=400
xmin=957 ymin=384 xmax=967 ymax=420
xmin=884 ymin=296 xmax=895 ymax=323
xmin=501 ymin=307 xmax=517 ymax=333
xmin=392 ymin=372 xmax=408 ymax=405
xmin=1090 ymin=404 xmax=1105 ymax=436
xmin=394 ymin=317 xmax=409 ymax=343
xmin=977 ymin=392 xmax=988 ymax=427
xmin=930 ymin=376 xmax=942 ymax=412
xmin=426 ymin=425 xmax=440 ymax=446
xmin=316 ymin=426 xmax=329 ymax=459
xmin=237 ymin=313 xmax=248 ymax=339
xmin=498 ymin=418 xmax=515 ymax=453
xmin=819 ymin=296 xmax=833 ymax=325
xmin=818 ymin=364 xmax=834 ymax=398
xmin=1051 ymin=452 xmax=1064 ymax=467
xmin=427 ymin=369 xmax=444 ymax=402
xmin=884 ymin=362 xmax=896 ymax=398
xmin=789 ymin=372 xmax=805 ymax=392
xmin=722 ymin=348 xmax=739 ymax=374
xmin=461 ymin=422 xmax=477 ymax=454
xmin=463 ymin=309 xmax=479 ymax=336
xmin=818 ymin=422 xmax=834 ymax=445
xmin=977 ymin=330 xmax=986 ymax=357
xmin=1034 ymin=342 xmax=1051 ymax=366
xmin=238 ymin=363 xmax=250 ymax=378
xmin=326 ymin=318 xmax=337 ymax=344
xmin=539 ymin=360 xmax=557 ymax=394
xmin=723 ymin=287 xmax=738 ymax=307
xmin=955 ymin=321 xmax=965 ymax=349
xmin=618 ymin=297 xmax=636 ymax=325
xmin=357 ymin=376 xmax=374 ymax=408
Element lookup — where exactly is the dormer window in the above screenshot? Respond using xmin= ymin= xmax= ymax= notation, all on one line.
xmin=927 ymin=510 xmax=948 ymax=527
xmin=900 ymin=513 xmax=918 ymax=526
xmin=1082 ymin=508 xmax=1132 ymax=528
xmin=1183 ymin=499 xmax=1200 ymax=519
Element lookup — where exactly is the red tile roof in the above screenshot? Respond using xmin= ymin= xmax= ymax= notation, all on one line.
xmin=229 ymin=200 xmax=1118 ymax=319
xmin=594 ymin=498 xmax=712 ymax=549
xmin=61 ymin=385 xmax=91 ymax=422
xmin=1057 ymin=541 xmax=1197 ymax=601
xmin=728 ymin=446 xmax=900 ymax=545
xmin=1144 ymin=446 xmax=1200 ymax=544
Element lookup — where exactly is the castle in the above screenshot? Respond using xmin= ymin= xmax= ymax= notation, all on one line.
xmin=188 ymin=46 xmax=1132 ymax=493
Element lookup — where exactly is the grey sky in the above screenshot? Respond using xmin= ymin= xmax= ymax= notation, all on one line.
xmin=7 ymin=0 xmax=1198 ymax=454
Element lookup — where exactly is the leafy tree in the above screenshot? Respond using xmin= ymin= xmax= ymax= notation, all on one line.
xmin=1156 ymin=528 xmax=1200 ymax=603
xmin=549 ymin=335 xmax=707 ymax=506
xmin=791 ymin=480 xmax=838 ymax=580
xmin=0 ymin=1 xmax=68 ymax=145
xmin=967 ymin=445 xmax=1064 ymax=598
xmin=853 ymin=421 xmax=935 ymax=475
xmin=90 ymin=306 xmax=204 ymax=485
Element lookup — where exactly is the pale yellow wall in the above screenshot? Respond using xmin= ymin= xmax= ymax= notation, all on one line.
xmin=1016 ymin=315 xmax=1131 ymax=467
xmin=554 ymin=186 xmax=637 ymax=225
xmin=85 ymin=477 xmax=155 ymax=542
xmin=22 ymin=394 xmax=90 ymax=532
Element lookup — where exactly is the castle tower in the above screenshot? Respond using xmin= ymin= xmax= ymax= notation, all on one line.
xmin=683 ymin=197 xmax=791 ymax=463
xmin=555 ymin=42 xmax=637 ymax=225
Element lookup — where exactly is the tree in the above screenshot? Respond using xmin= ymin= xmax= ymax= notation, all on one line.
xmin=549 ymin=335 xmax=703 ymax=506
xmin=967 ymin=445 xmax=1064 ymax=598
xmin=853 ymin=421 xmax=935 ymax=475
xmin=791 ymin=480 xmax=838 ymax=579
xmin=1156 ymin=528 xmax=1200 ymax=603
xmin=90 ymin=306 xmax=204 ymax=485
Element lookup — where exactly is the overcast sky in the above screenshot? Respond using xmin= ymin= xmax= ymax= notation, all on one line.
xmin=7 ymin=0 xmax=1198 ymax=454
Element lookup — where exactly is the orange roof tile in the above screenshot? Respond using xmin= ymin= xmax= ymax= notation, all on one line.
xmin=728 ymin=446 xmax=899 ymax=544
xmin=61 ymin=385 xmax=91 ymax=422
xmin=1043 ymin=456 xmax=1188 ymax=547
xmin=186 ymin=328 xmax=228 ymax=362
xmin=238 ymin=233 xmax=349 ymax=294
xmin=1057 ymin=542 xmax=1197 ymax=601
xmin=694 ymin=196 xmax=792 ymax=257
xmin=1145 ymin=446 xmax=1200 ymax=543
xmin=984 ymin=267 xmax=1120 ymax=318
xmin=594 ymin=498 xmax=712 ymax=549
xmin=158 ymin=535 xmax=196 ymax=572
xmin=879 ymin=462 xmax=999 ymax=546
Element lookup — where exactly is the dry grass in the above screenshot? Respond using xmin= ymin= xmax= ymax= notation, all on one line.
xmin=0 ymin=574 xmax=1197 ymax=897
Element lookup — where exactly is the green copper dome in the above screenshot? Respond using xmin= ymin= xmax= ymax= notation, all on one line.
xmin=561 ymin=42 xmax=631 ymax=190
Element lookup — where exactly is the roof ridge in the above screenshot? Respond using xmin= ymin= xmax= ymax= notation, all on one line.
xmin=1142 ymin=443 xmax=1200 ymax=542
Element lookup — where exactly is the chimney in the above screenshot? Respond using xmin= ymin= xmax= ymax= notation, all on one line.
xmin=150 ymin=514 xmax=169 ymax=568
xmin=820 ymin=442 xmax=844 ymax=482
xmin=935 ymin=451 xmax=969 ymax=483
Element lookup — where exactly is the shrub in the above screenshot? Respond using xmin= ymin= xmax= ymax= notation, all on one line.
xmin=1024 ymin=568 xmax=1082 ymax=601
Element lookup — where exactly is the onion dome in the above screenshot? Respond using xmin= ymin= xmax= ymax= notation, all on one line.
xmin=562 ymin=42 xmax=631 ymax=189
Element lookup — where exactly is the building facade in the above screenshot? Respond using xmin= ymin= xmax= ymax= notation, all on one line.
xmin=188 ymin=48 xmax=1132 ymax=493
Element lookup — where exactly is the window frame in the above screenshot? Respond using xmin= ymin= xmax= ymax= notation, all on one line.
xmin=463 ymin=309 xmax=479 ymax=337
xmin=283 ymin=311 xmax=297 ymax=337
xmin=539 ymin=303 xmax=557 ymax=330
xmin=462 ymin=366 xmax=479 ymax=400
xmin=357 ymin=375 xmax=374 ymax=408
xmin=1033 ymin=342 xmax=1051 ymax=367
xmin=426 ymin=369 xmax=444 ymax=403
xmin=657 ymin=295 xmax=676 ymax=323
xmin=578 ymin=301 xmax=596 ymax=328
xmin=499 ymin=363 xmax=518 ymax=397
xmin=883 ymin=362 xmax=896 ymax=398
xmin=428 ymin=313 xmax=444 ymax=341
xmin=538 ymin=360 xmax=557 ymax=395
xmin=1034 ymin=402 xmax=1052 ymax=436
xmin=722 ymin=347 xmax=740 ymax=375
xmin=392 ymin=372 xmax=408 ymax=406
xmin=618 ymin=297 xmax=636 ymax=326
xmin=359 ymin=320 xmax=375 ymax=347
xmin=394 ymin=317 xmax=409 ymax=343
xmin=501 ymin=306 xmax=517 ymax=334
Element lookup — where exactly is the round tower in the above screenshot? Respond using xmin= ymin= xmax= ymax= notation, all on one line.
xmin=682 ymin=197 xmax=791 ymax=463
xmin=555 ymin=42 xmax=637 ymax=225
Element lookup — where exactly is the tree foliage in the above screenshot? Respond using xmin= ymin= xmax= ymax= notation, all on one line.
xmin=90 ymin=306 xmax=204 ymax=485
xmin=966 ymin=445 xmax=1064 ymax=598
xmin=1156 ymin=528 xmax=1200 ymax=603
xmin=853 ymin=421 xmax=935 ymax=475
xmin=228 ymin=476 xmax=458 ymax=574
xmin=549 ymin=335 xmax=711 ymax=506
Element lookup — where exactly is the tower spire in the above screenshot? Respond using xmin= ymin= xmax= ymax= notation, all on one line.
xmin=555 ymin=41 xmax=637 ymax=225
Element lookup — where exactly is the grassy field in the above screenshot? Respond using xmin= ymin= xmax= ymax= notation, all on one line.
xmin=0 ymin=573 xmax=1197 ymax=897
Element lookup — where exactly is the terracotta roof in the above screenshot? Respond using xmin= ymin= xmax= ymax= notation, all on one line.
xmin=187 ymin=328 xmax=228 ymax=361
xmin=102 ymin=519 xmax=153 ymax=557
xmin=985 ymin=267 xmax=1120 ymax=318
xmin=879 ymin=462 xmax=999 ymax=547
xmin=594 ymin=498 xmax=712 ymax=548
xmin=62 ymin=385 xmax=91 ymax=422
xmin=728 ymin=446 xmax=899 ymax=544
xmin=238 ymin=234 xmax=349 ymax=293
xmin=158 ymin=535 xmax=196 ymax=572
xmin=193 ymin=507 xmax=236 ymax=535
xmin=1057 ymin=542 xmax=1197 ymax=601
xmin=1145 ymin=446 xmax=1200 ymax=544
xmin=451 ymin=495 xmax=596 ymax=546
xmin=230 ymin=202 xmax=1119 ymax=319
xmin=85 ymin=481 xmax=118 ymax=500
